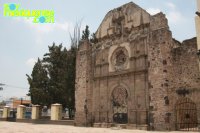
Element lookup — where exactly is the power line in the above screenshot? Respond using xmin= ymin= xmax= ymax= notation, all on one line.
xmin=0 ymin=83 xmax=5 ymax=86
xmin=0 ymin=83 xmax=28 ymax=90
xmin=6 ymin=85 xmax=28 ymax=90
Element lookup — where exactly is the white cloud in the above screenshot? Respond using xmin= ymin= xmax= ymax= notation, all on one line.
xmin=146 ymin=2 xmax=184 ymax=25
xmin=166 ymin=2 xmax=176 ymax=9
xmin=166 ymin=11 xmax=183 ymax=24
xmin=164 ymin=2 xmax=184 ymax=24
xmin=147 ymin=8 xmax=161 ymax=15
xmin=26 ymin=58 xmax=37 ymax=68
xmin=13 ymin=17 xmax=73 ymax=33
xmin=30 ymin=20 xmax=72 ymax=33
xmin=13 ymin=17 xmax=75 ymax=46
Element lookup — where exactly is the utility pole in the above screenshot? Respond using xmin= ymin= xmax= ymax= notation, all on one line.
xmin=0 ymin=83 xmax=5 ymax=101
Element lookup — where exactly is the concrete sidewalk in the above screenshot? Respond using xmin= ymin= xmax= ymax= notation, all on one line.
xmin=0 ymin=122 xmax=197 ymax=133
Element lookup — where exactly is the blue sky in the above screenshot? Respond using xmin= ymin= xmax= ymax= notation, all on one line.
xmin=0 ymin=0 xmax=197 ymax=100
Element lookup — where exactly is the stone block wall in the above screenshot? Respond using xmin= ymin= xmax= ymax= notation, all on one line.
xmin=147 ymin=12 xmax=173 ymax=130
xmin=169 ymin=38 xmax=200 ymax=128
xmin=148 ymin=31 xmax=172 ymax=130
xmin=75 ymin=40 xmax=92 ymax=126
xmin=75 ymin=2 xmax=200 ymax=131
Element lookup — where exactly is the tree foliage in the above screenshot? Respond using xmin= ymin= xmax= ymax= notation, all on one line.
xmin=26 ymin=43 xmax=76 ymax=118
xmin=90 ymin=33 xmax=98 ymax=43
xmin=81 ymin=25 xmax=98 ymax=43
xmin=27 ymin=23 xmax=96 ymax=118
xmin=26 ymin=58 xmax=50 ymax=106
xmin=81 ymin=25 xmax=90 ymax=40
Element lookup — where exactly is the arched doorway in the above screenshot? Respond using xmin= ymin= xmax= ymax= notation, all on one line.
xmin=175 ymin=97 xmax=198 ymax=131
xmin=111 ymin=86 xmax=128 ymax=124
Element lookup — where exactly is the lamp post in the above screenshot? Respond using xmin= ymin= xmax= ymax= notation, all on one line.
xmin=20 ymin=98 xmax=23 ymax=105
xmin=0 ymin=84 xmax=4 ymax=100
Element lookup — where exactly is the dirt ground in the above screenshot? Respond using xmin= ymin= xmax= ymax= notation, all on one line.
xmin=0 ymin=122 xmax=198 ymax=133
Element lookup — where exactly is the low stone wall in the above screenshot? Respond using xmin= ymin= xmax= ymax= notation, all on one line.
xmin=0 ymin=118 xmax=74 ymax=125
xmin=16 ymin=119 xmax=74 ymax=125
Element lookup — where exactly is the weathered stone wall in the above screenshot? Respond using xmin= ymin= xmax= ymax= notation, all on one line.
xmin=169 ymin=38 xmax=200 ymax=128
xmin=96 ymin=2 xmax=150 ymax=39
xmin=148 ymin=12 xmax=173 ymax=130
xmin=75 ymin=2 xmax=200 ymax=131
xmin=75 ymin=40 xmax=92 ymax=126
xmin=91 ymin=33 xmax=149 ymax=124
xmin=90 ymin=2 xmax=150 ymax=124
xmin=171 ymin=38 xmax=199 ymax=90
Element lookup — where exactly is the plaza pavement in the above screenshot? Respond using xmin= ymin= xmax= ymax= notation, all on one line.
xmin=0 ymin=122 xmax=198 ymax=133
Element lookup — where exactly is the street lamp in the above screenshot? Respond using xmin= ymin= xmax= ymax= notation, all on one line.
xmin=21 ymin=98 xmax=23 ymax=105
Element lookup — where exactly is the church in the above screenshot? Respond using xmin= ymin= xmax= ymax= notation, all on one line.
xmin=75 ymin=2 xmax=200 ymax=131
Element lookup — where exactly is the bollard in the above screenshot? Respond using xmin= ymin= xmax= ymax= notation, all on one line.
xmin=51 ymin=103 xmax=62 ymax=120
xmin=31 ymin=105 xmax=41 ymax=120
xmin=2 ymin=106 xmax=10 ymax=118
xmin=17 ymin=105 xmax=26 ymax=119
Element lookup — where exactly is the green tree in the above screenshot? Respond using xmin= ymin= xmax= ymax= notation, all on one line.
xmin=81 ymin=25 xmax=90 ymax=40
xmin=43 ymin=43 xmax=69 ymax=108
xmin=26 ymin=58 xmax=50 ymax=106
xmin=90 ymin=33 xmax=98 ymax=43
xmin=66 ymin=47 xmax=76 ymax=118
xmin=0 ymin=100 xmax=6 ymax=106
xmin=27 ymin=44 xmax=76 ymax=118
xmin=27 ymin=23 xmax=82 ymax=119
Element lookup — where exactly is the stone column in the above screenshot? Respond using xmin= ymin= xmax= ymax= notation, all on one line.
xmin=196 ymin=13 xmax=200 ymax=50
xmin=17 ymin=105 xmax=26 ymax=119
xmin=196 ymin=0 xmax=200 ymax=70
xmin=31 ymin=105 xmax=41 ymax=120
xmin=2 ymin=106 xmax=10 ymax=118
xmin=51 ymin=103 xmax=62 ymax=120
xmin=197 ymin=0 xmax=200 ymax=12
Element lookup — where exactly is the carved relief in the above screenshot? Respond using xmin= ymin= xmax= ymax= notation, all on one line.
xmin=111 ymin=47 xmax=129 ymax=71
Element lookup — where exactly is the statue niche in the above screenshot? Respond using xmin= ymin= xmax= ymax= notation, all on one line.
xmin=112 ymin=86 xmax=128 ymax=124
xmin=116 ymin=50 xmax=127 ymax=66
xmin=111 ymin=47 xmax=129 ymax=71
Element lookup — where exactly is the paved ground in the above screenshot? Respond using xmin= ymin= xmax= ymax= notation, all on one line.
xmin=0 ymin=122 xmax=198 ymax=133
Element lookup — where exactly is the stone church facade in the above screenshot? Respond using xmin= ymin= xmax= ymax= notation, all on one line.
xmin=75 ymin=2 xmax=200 ymax=131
